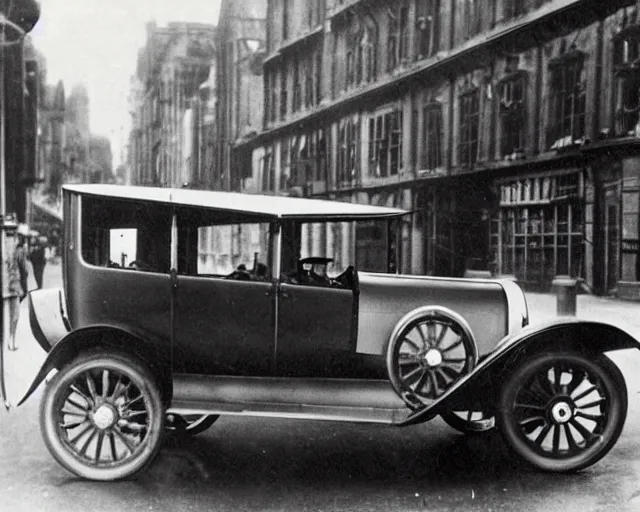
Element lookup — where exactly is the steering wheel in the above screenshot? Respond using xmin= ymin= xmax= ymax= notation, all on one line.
xmin=333 ymin=266 xmax=355 ymax=288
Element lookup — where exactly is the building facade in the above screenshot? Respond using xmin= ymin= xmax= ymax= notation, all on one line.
xmin=236 ymin=0 xmax=640 ymax=297
xmin=216 ymin=0 xmax=267 ymax=192
xmin=128 ymin=21 xmax=217 ymax=188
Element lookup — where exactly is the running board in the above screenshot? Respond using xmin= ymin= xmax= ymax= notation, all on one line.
xmin=168 ymin=374 xmax=410 ymax=424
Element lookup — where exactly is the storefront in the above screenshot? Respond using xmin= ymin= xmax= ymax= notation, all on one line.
xmin=586 ymin=151 xmax=640 ymax=299
xmin=492 ymin=170 xmax=586 ymax=290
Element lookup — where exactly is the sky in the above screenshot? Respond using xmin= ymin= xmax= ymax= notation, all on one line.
xmin=30 ymin=0 xmax=222 ymax=168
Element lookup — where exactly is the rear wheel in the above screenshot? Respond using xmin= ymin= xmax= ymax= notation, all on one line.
xmin=40 ymin=351 xmax=165 ymax=481
xmin=497 ymin=352 xmax=627 ymax=472
xmin=166 ymin=414 xmax=219 ymax=436
xmin=441 ymin=410 xmax=495 ymax=434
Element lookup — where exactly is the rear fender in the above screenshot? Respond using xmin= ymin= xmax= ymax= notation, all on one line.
xmin=18 ymin=325 xmax=172 ymax=407
xmin=29 ymin=288 xmax=70 ymax=353
xmin=399 ymin=318 xmax=640 ymax=426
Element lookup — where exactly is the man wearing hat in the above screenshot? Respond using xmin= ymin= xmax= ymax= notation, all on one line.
xmin=4 ymin=222 xmax=29 ymax=351
xmin=29 ymin=234 xmax=46 ymax=290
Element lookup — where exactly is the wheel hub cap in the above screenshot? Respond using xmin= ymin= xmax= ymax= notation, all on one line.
xmin=550 ymin=401 xmax=573 ymax=424
xmin=92 ymin=404 xmax=117 ymax=430
xmin=424 ymin=349 xmax=443 ymax=368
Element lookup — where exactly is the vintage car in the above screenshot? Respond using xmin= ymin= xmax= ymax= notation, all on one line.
xmin=14 ymin=184 xmax=639 ymax=481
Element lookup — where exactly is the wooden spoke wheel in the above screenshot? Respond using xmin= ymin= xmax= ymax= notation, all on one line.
xmin=497 ymin=352 xmax=627 ymax=473
xmin=40 ymin=351 xmax=164 ymax=481
xmin=387 ymin=309 xmax=478 ymax=408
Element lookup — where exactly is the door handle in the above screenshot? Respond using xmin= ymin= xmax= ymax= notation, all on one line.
xmin=281 ymin=290 xmax=289 ymax=299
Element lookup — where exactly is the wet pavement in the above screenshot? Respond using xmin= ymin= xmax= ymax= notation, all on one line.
xmin=1 ymin=265 xmax=640 ymax=511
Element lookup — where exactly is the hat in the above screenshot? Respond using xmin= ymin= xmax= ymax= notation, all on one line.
xmin=17 ymin=223 xmax=29 ymax=236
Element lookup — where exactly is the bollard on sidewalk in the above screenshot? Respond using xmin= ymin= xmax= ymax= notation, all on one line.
xmin=552 ymin=276 xmax=578 ymax=316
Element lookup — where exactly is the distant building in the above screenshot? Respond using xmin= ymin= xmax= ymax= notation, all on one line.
xmin=37 ymin=78 xmax=66 ymax=196
xmin=216 ymin=0 xmax=267 ymax=192
xmin=88 ymin=135 xmax=113 ymax=184
xmin=234 ymin=0 xmax=640 ymax=298
xmin=64 ymin=84 xmax=91 ymax=183
xmin=129 ymin=21 xmax=217 ymax=188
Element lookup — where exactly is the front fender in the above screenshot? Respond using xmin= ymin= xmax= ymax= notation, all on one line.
xmin=398 ymin=318 xmax=640 ymax=426
xmin=18 ymin=324 xmax=172 ymax=406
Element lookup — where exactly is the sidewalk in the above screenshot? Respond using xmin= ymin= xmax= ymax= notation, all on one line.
xmin=525 ymin=292 xmax=640 ymax=336
xmin=3 ymin=259 xmax=63 ymax=405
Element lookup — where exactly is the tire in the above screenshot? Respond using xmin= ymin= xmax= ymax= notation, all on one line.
xmin=40 ymin=351 xmax=165 ymax=481
xmin=441 ymin=410 xmax=495 ymax=434
xmin=497 ymin=352 xmax=627 ymax=473
xmin=387 ymin=308 xmax=478 ymax=408
xmin=166 ymin=414 xmax=219 ymax=437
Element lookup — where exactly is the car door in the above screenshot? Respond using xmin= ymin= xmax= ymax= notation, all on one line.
xmin=275 ymin=280 xmax=356 ymax=378
xmin=171 ymin=211 xmax=275 ymax=376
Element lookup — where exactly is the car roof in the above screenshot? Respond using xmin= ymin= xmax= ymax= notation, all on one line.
xmin=63 ymin=184 xmax=409 ymax=220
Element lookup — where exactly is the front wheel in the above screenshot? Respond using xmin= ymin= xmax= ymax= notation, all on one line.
xmin=40 ymin=351 xmax=165 ymax=481
xmin=497 ymin=352 xmax=627 ymax=473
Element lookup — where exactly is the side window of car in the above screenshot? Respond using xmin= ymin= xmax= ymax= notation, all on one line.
xmin=80 ymin=197 xmax=172 ymax=273
xmin=195 ymin=224 xmax=269 ymax=276
xmin=176 ymin=208 xmax=271 ymax=280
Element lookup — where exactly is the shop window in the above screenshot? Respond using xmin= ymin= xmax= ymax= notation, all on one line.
xmin=369 ymin=108 xmax=403 ymax=177
xmin=337 ymin=116 xmax=359 ymax=187
xmin=499 ymin=72 xmax=527 ymax=157
xmin=503 ymin=0 xmax=526 ymax=19
xmin=292 ymin=57 xmax=302 ymax=113
xmin=495 ymin=173 xmax=585 ymax=285
xmin=315 ymin=51 xmax=323 ymax=103
xmin=261 ymin=147 xmax=274 ymax=192
xmin=346 ymin=49 xmax=355 ymax=88
xmin=613 ymin=30 xmax=640 ymax=136
xmin=354 ymin=26 xmax=377 ymax=85
xmin=547 ymin=48 xmax=586 ymax=150
xmin=280 ymin=72 xmax=287 ymax=120
xmin=416 ymin=0 xmax=440 ymax=60
xmin=464 ymin=0 xmax=481 ymax=39
xmin=304 ymin=58 xmax=314 ymax=108
xmin=399 ymin=6 xmax=409 ymax=62
xmin=282 ymin=0 xmax=290 ymax=41
xmin=316 ymin=128 xmax=329 ymax=183
xmin=266 ymin=69 xmax=277 ymax=123
xmin=422 ymin=102 xmax=443 ymax=170
xmin=280 ymin=138 xmax=291 ymax=189
xmin=459 ymin=89 xmax=479 ymax=168
xmin=387 ymin=9 xmax=401 ymax=71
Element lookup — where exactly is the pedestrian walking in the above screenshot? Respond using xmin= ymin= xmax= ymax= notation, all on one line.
xmin=16 ymin=224 xmax=29 ymax=302
xmin=30 ymin=235 xmax=47 ymax=289
xmin=4 ymin=223 xmax=27 ymax=352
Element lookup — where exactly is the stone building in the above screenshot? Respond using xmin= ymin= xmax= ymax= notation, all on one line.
xmin=216 ymin=0 xmax=267 ymax=192
xmin=88 ymin=135 xmax=113 ymax=184
xmin=128 ymin=21 xmax=217 ymax=188
xmin=236 ymin=0 xmax=640 ymax=298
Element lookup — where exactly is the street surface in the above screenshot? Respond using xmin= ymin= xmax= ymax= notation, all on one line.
xmin=1 ymin=263 xmax=640 ymax=511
